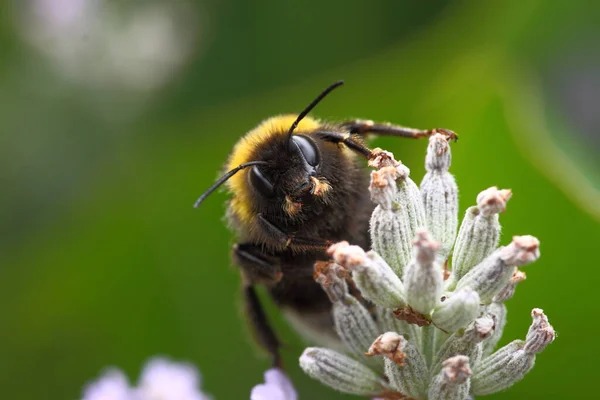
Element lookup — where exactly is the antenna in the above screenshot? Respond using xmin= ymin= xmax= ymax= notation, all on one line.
xmin=193 ymin=161 xmax=268 ymax=208
xmin=286 ymin=80 xmax=344 ymax=145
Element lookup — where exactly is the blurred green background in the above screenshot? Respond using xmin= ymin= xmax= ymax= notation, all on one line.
xmin=1 ymin=0 xmax=599 ymax=399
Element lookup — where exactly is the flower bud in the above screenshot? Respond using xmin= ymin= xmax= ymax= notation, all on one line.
xmin=314 ymin=262 xmax=348 ymax=303
xmin=493 ymin=269 xmax=526 ymax=302
xmin=456 ymin=236 xmax=540 ymax=303
xmin=380 ymin=338 xmax=428 ymax=398
xmin=425 ymin=133 xmax=452 ymax=171
xmin=369 ymin=166 xmax=399 ymax=211
xmin=404 ymin=229 xmax=443 ymax=315
xmin=471 ymin=341 xmax=533 ymax=395
xmin=482 ymin=302 xmax=506 ymax=357
xmin=370 ymin=157 xmax=426 ymax=277
xmin=431 ymin=315 xmax=495 ymax=377
xmin=332 ymin=295 xmax=380 ymax=361
xmin=420 ymin=134 xmax=458 ymax=259
xmin=524 ymin=308 xmax=555 ymax=354
xmin=477 ymin=186 xmax=512 ymax=215
xmin=368 ymin=148 xmax=400 ymax=170
xmin=365 ymin=332 xmax=406 ymax=365
xmin=300 ymin=348 xmax=385 ymax=396
xmin=327 ymin=242 xmax=406 ymax=309
xmin=473 ymin=310 xmax=554 ymax=395
xmin=432 ymin=288 xmax=480 ymax=333
xmin=452 ymin=187 xmax=511 ymax=281
xmin=501 ymin=235 xmax=540 ymax=266
xmin=315 ymin=261 xmax=380 ymax=360
xmin=428 ymin=356 xmax=472 ymax=400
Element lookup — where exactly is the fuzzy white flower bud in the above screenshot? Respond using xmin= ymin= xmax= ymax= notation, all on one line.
xmin=420 ymin=134 xmax=458 ymax=259
xmin=493 ymin=269 xmax=526 ymax=302
xmin=501 ymin=235 xmax=540 ymax=266
xmin=451 ymin=187 xmax=511 ymax=282
xmin=370 ymin=154 xmax=426 ymax=277
xmin=365 ymin=332 xmax=406 ymax=365
xmin=482 ymin=302 xmax=507 ymax=357
xmin=477 ymin=186 xmax=512 ymax=215
xmin=315 ymin=263 xmax=379 ymax=357
xmin=404 ymin=229 xmax=443 ymax=315
xmin=314 ymin=262 xmax=348 ymax=303
xmin=471 ymin=341 xmax=533 ymax=395
xmin=456 ymin=235 xmax=540 ymax=303
xmin=431 ymin=315 xmax=495 ymax=377
xmin=432 ymin=288 xmax=481 ymax=333
xmin=332 ymin=296 xmax=381 ymax=361
xmin=377 ymin=337 xmax=428 ymax=399
xmin=428 ymin=355 xmax=472 ymax=400
xmin=300 ymin=348 xmax=386 ymax=396
xmin=314 ymin=262 xmax=380 ymax=360
xmin=524 ymin=308 xmax=555 ymax=354
xmin=327 ymin=242 xmax=406 ymax=309
xmin=472 ymin=309 xmax=554 ymax=395
xmin=369 ymin=166 xmax=399 ymax=211
xmin=368 ymin=148 xmax=400 ymax=170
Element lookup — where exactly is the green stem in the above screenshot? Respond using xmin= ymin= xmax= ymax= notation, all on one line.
xmin=432 ymin=329 xmax=450 ymax=363
xmin=422 ymin=324 xmax=435 ymax=367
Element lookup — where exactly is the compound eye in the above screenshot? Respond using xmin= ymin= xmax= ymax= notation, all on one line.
xmin=292 ymin=135 xmax=320 ymax=167
xmin=250 ymin=165 xmax=275 ymax=198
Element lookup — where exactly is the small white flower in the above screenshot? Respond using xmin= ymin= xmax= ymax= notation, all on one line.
xmin=81 ymin=357 xmax=211 ymax=400
xmin=135 ymin=358 xmax=210 ymax=400
xmin=250 ymin=368 xmax=297 ymax=400
xmin=82 ymin=369 xmax=131 ymax=400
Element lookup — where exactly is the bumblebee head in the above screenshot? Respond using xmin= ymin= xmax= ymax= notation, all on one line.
xmin=249 ymin=133 xmax=323 ymax=197
xmin=194 ymin=81 xmax=342 ymax=214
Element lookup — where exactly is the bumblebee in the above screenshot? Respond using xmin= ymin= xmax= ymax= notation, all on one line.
xmin=195 ymin=81 xmax=455 ymax=366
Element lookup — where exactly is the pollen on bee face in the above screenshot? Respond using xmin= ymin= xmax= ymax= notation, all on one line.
xmin=284 ymin=195 xmax=302 ymax=216
xmin=310 ymin=177 xmax=331 ymax=197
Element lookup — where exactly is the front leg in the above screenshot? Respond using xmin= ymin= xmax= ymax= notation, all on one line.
xmin=234 ymin=242 xmax=283 ymax=367
xmin=340 ymin=119 xmax=458 ymax=141
xmin=234 ymin=242 xmax=282 ymax=284
xmin=313 ymin=131 xmax=374 ymax=159
xmin=257 ymin=214 xmax=333 ymax=251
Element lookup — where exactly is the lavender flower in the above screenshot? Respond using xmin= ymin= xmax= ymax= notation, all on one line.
xmin=82 ymin=370 xmax=132 ymax=400
xmin=82 ymin=357 xmax=211 ymax=400
xmin=251 ymin=368 xmax=297 ymax=400
xmin=299 ymin=134 xmax=555 ymax=399
xmin=134 ymin=358 xmax=210 ymax=400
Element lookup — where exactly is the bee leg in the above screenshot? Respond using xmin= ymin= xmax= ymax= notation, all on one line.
xmin=340 ymin=120 xmax=458 ymax=141
xmin=257 ymin=214 xmax=333 ymax=250
xmin=243 ymin=284 xmax=283 ymax=368
xmin=234 ymin=243 xmax=283 ymax=284
xmin=313 ymin=131 xmax=375 ymax=159
xmin=233 ymin=243 xmax=283 ymax=367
